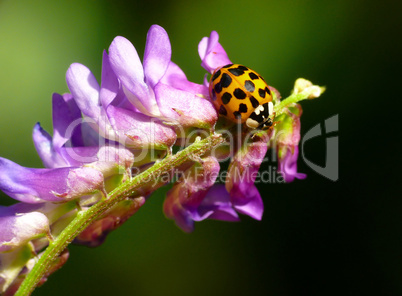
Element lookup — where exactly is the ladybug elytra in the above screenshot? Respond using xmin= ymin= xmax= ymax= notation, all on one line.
xmin=209 ymin=64 xmax=275 ymax=130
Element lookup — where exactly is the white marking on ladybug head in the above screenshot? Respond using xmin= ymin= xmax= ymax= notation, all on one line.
xmin=254 ymin=104 xmax=265 ymax=115
xmin=246 ymin=118 xmax=259 ymax=129
xmin=268 ymin=102 xmax=274 ymax=116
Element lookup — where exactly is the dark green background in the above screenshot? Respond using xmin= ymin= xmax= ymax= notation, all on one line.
xmin=0 ymin=0 xmax=400 ymax=295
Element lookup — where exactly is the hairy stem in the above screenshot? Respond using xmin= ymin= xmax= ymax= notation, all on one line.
xmin=15 ymin=133 xmax=224 ymax=296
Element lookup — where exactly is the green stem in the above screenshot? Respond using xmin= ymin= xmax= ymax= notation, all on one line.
xmin=15 ymin=133 xmax=224 ymax=296
xmin=275 ymin=86 xmax=325 ymax=116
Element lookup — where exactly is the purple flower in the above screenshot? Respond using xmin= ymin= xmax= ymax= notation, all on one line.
xmin=0 ymin=157 xmax=105 ymax=204
xmin=163 ymin=156 xmax=238 ymax=232
xmin=108 ymin=25 xmax=217 ymax=129
xmin=66 ymin=54 xmax=177 ymax=150
xmin=193 ymin=185 xmax=240 ymax=223
xmin=198 ymin=31 xmax=232 ymax=74
xmin=32 ymin=93 xmax=83 ymax=168
xmin=192 ymin=30 xmax=306 ymax=225
xmin=164 ymin=140 xmax=270 ymax=232
xmin=225 ymin=133 xmax=271 ymax=220
xmin=32 ymin=92 xmax=136 ymax=175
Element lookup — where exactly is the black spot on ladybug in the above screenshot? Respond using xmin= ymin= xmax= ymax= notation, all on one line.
xmin=244 ymin=80 xmax=255 ymax=92
xmin=221 ymin=92 xmax=232 ymax=104
xmin=220 ymin=73 xmax=232 ymax=88
xmin=212 ymin=70 xmax=221 ymax=81
xmin=265 ymin=86 xmax=271 ymax=95
xmin=249 ymin=72 xmax=259 ymax=80
xmin=228 ymin=67 xmax=245 ymax=76
xmin=211 ymin=89 xmax=217 ymax=101
xmin=219 ymin=105 xmax=227 ymax=116
xmin=222 ymin=64 xmax=234 ymax=68
xmin=261 ymin=102 xmax=269 ymax=118
xmin=234 ymin=88 xmax=246 ymax=99
xmin=258 ymin=88 xmax=266 ymax=98
xmin=233 ymin=111 xmax=241 ymax=119
xmin=214 ymin=82 xmax=222 ymax=94
xmin=249 ymin=111 xmax=259 ymax=121
xmin=249 ymin=96 xmax=259 ymax=108
xmin=238 ymin=103 xmax=248 ymax=113
xmin=238 ymin=65 xmax=249 ymax=71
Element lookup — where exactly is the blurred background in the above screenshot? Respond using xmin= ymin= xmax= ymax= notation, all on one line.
xmin=0 ymin=0 xmax=400 ymax=295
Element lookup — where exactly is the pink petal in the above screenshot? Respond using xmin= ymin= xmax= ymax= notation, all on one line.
xmin=161 ymin=62 xmax=209 ymax=97
xmin=198 ymin=31 xmax=232 ymax=73
xmin=66 ymin=63 xmax=101 ymax=119
xmin=100 ymin=50 xmax=119 ymax=108
xmin=108 ymin=36 xmax=160 ymax=116
xmin=143 ymin=25 xmax=171 ymax=88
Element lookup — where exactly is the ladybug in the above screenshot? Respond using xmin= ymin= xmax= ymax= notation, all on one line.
xmin=209 ymin=64 xmax=275 ymax=130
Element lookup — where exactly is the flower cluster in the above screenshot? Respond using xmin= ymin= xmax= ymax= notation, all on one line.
xmin=163 ymin=31 xmax=311 ymax=231
xmin=0 ymin=25 xmax=323 ymax=294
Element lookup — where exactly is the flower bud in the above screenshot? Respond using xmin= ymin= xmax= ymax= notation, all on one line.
xmin=293 ymin=78 xmax=325 ymax=99
xmin=0 ymin=204 xmax=50 ymax=253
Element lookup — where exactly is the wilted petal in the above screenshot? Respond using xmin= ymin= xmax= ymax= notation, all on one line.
xmin=198 ymin=31 xmax=232 ymax=74
xmin=155 ymin=83 xmax=217 ymax=128
xmin=0 ymin=204 xmax=50 ymax=252
xmin=278 ymin=146 xmax=306 ymax=182
xmin=274 ymin=104 xmax=305 ymax=182
xmin=75 ymin=197 xmax=145 ymax=247
xmin=0 ymin=245 xmax=34 ymax=294
xmin=143 ymin=25 xmax=171 ymax=88
xmin=163 ymin=200 xmax=193 ymax=232
xmin=2 ymin=248 xmax=69 ymax=295
xmin=0 ymin=157 xmax=104 ymax=203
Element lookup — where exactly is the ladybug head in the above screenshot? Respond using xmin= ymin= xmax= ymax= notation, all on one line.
xmin=246 ymin=102 xmax=275 ymax=130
